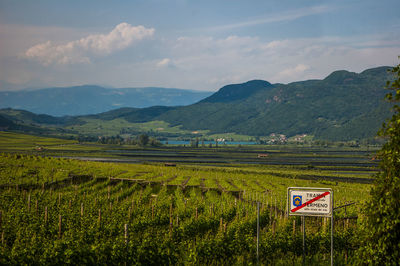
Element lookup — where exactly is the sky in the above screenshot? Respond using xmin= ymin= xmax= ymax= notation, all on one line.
xmin=0 ymin=0 xmax=399 ymax=91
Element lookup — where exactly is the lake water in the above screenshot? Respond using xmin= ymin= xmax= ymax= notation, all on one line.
xmin=161 ymin=140 xmax=257 ymax=145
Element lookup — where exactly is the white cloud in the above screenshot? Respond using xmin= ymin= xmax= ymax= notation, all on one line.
xmin=276 ymin=64 xmax=311 ymax=81
xmin=152 ymin=33 xmax=399 ymax=90
xmin=206 ymin=5 xmax=334 ymax=32
xmin=24 ymin=23 xmax=155 ymax=65
xmin=4 ymin=26 xmax=399 ymax=91
xmin=156 ymin=58 xmax=172 ymax=68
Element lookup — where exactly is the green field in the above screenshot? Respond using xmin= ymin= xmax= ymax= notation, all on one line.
xmin=65 ymin=118 xmax=211 ymax=137
xmin=0 ymin=132 xmax=377 ymax=264
xmin=0 ymin=131 xmax=77 ymax=151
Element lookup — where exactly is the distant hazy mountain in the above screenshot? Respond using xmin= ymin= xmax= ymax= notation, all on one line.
xmin=0 ymin=66 xmax=395 ymax=141
xmin=0 ymin=85 xmax=212 ymax=116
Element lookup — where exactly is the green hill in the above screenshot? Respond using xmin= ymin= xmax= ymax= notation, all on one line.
xmin=199 ymin=80 xmax=273 ymax=103
xmin=0 ymin=114 xmax=17 ymax=129
xmin=154 ymin=66 xmax=393 ymax=140
xmin=0 ymin=66 xmax=395 ymax=141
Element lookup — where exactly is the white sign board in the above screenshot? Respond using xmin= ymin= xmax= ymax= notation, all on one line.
xmin=287 ymin=187 xmax=333 ymax=217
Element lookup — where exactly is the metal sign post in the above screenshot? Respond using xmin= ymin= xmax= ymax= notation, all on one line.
xmin=302 ymin=215 xmax=305 ymax=265
xmin=331 ymin=209 xmax=334 ymax=266
xmin=257 ymin=201 xmax=259 ymax=264
xmin=287 ymin=187 xmax=333 ymax=266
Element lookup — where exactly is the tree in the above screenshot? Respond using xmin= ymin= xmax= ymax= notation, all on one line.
xmin=357 ymin=60 xmax=400 ymax=264
xmin=149 ymin=137 xmax=161 ymax=147
xmin=138 ymin=134 xmax=149 ymax=146
xmin=190 ymin=139 xmax=196 ymax=147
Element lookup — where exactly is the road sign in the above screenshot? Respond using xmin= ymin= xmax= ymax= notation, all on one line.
xmin=287 ymin=187 xmax=333 ymax=217
xmin=287 ymin=187 xmax=334 ymax=266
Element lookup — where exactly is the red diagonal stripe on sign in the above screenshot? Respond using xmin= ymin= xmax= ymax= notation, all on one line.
xmin=291 ymin=191 xmax=330 ymax=212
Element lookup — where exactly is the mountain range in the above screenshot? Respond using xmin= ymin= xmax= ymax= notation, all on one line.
xmin=0 ymin=85 xmax=212 ymax=116
xmin=0 ymin=66 xmax=395 ymax=141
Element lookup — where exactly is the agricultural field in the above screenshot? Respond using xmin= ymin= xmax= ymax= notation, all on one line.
xmin=0 ymin=132 xmax=77 ymax=152
xmin=0 ymin=133 xmax=375 ymax=264
xmin=64 ymin=118 xmax=210 ymax=137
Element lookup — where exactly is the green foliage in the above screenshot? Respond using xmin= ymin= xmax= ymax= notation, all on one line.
xmin=357 ymin=61 xmax=400 ymax=264
xmin=0 ymin=149 xmax=374 ymax=264
xmin=0 ymin=176 xmax=358 ymax=265
xmin=138 ymin=134 xmax=149 ymax=146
